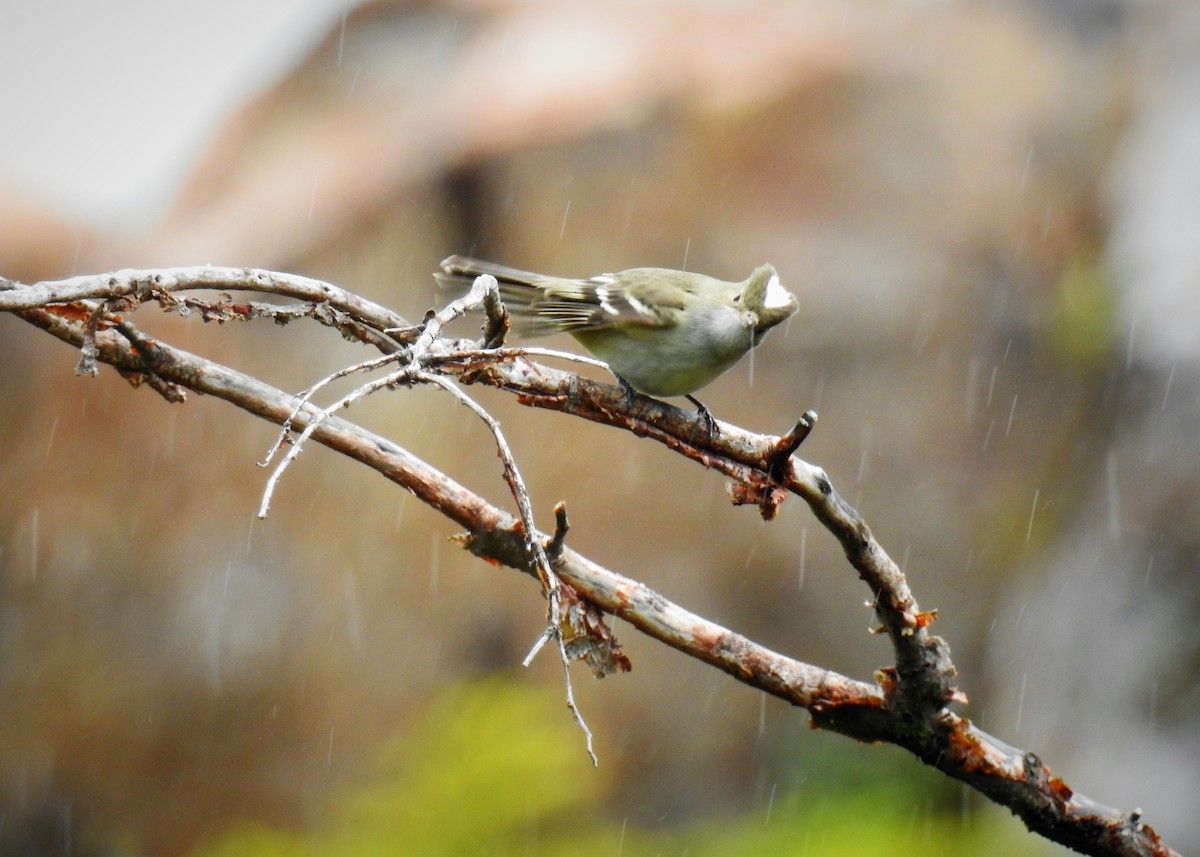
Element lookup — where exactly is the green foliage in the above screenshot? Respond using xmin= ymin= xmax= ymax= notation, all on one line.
xmin=195 ymin=679 xmax=606 ymax=857
xmin=194 ymin=679 xmax=1062 ymax=857
xmin=1045 ymin=256 xmax=1119 ymax=371
xmin=663 ymin=788 xmax=1063 ymax=856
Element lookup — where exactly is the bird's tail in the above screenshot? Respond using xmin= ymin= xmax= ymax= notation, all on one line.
xmin=435 ymin=255 xmax=546 ymax=290
xmin=436 ymin=255 xmax=571 ymax=335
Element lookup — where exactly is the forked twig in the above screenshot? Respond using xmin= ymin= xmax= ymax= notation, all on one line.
xmin=259 ymin=351 xmax=403 ymax=467
xmin=254 ymin=272 xmax=599 ymax=763
xmin=420 ymin=370 xmax=598 ymax=765
xmin=257 ymin=370 xmax=407 ymax=518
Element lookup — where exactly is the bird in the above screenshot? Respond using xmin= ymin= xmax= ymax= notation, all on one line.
xmin=436 ymin=255 xmax=798 ymax=430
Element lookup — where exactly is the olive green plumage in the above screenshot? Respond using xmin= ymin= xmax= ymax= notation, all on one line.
xmin=437 ymin=255 xmax=797 ymax=399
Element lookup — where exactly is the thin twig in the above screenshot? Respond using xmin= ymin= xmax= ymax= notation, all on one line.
xmin=257 ymin=370 xmax=407 ymax=518
xmin=259 ymin=351 xmax=402 ymax=466
xmin=410 ymin=275 xmax=593 ymax=760
xmin=555 ymin=622 xmax=598 ymax=765
xmin=417 ymin=369 xmax=596 ymax=764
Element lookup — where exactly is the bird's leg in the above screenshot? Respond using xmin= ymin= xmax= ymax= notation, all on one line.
xmin=616 ymin=375 xmax=639 ymax=406
xmin=685 ymin=395 xmax=719 ymax=438
xmin=616 ymin=377 xmax=717 ymax=438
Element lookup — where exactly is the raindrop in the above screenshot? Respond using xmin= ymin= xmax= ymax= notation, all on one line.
xmin=28 ymin=507 xmax=39 ymax=581
xmin=1019 ymin=143 xmax=1034 ymax=192
xmin=701 ymin=676 xmax=720 ymax=715
xmin=986 ymin=364 xmax=998 ymax=408
xmin=495 ymin=29 xmax=511 ymax=73
xmin=1005 ymin=393 xmax=1018 ymax=436
xmin=681 ymin=236 xmax=692 ymax=271
xmin=164 ymin=410 xmax=176 ymax=458
xmin=1105 ymin=451 xmax=1120 ymax=539
xmin=1161 ymin=363 xmax=1176 ymax=411
xmin=758 ymin=693 xmax=767 ymax=737
xmin=905 ymin=799 xmax=923 ymax=842
xmin=912 ymin=305 xmax=936 ymax=354
xmin=981 ymin=417 xmax=995 ymax=451
xmin=811 ymin=373 xmax=827 ymax=411
xmin=765 ymin=781 xmax=777 ymax=825
xmin=1014 ymin=671 xmax=1027 ymax=732
xmin=797 ymin=527 xmax=807 ymax=590
xmin=559 ymin=199 xmax=571 ymax=240
xmin=1025 ymin=489 xmax=1039 ymax=544
xmin=40 ymin=416 xmax=58 ymax=467
xmin=326 ymin=725 xmax=336 ymax=769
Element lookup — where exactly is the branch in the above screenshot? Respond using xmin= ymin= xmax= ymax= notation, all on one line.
xmin=0 ymin=270 xmax=1178 ymax=857
xmin=431 ymin=348 xmax=948 ymax=707
xmin=0 ymin=266 xmax=412 ymax=354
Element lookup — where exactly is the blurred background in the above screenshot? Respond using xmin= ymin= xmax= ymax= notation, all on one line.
xmin=2 ymin=0 xmax=1198 ymax=854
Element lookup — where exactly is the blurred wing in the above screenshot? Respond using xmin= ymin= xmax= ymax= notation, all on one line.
xmin=436 ymin=257 xmax=683 ymax=334
xmin=537 ymin=274 xmax=679 ymax=331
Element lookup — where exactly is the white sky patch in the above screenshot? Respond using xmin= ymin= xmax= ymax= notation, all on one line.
xmin=0 ymin=0 xmax=352 ymax=231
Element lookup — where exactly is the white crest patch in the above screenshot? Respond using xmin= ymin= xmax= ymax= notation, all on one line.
xmin=764 ymin=272 xmax=791 ymax=309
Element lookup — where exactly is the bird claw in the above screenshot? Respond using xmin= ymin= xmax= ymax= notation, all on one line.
xmin=686 ymin=395 xmax=719 ymax=438
xmin=616 ymin=375 xmax=638 ymax=405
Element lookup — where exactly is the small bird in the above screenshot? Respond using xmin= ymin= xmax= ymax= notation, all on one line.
xmin=437 ymin=255 xmax=798 ymax=428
